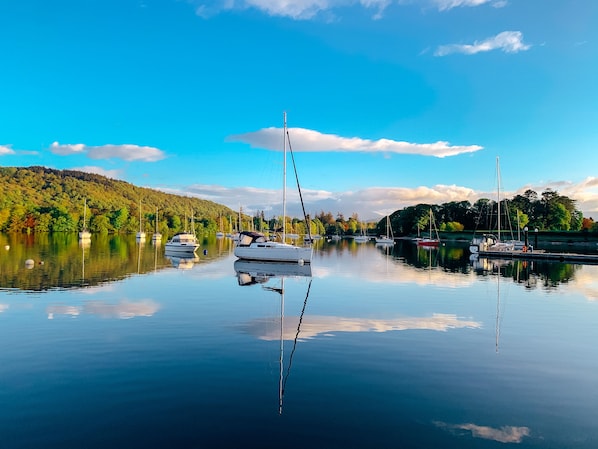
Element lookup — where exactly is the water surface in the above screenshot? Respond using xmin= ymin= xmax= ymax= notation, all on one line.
xmin=1 ymin=234 xmax=597 ymax=448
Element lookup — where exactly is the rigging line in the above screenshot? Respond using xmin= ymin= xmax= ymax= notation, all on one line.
xmin=285 ymin=130 xmax=312 ymax=241
xmin=282 ymin=279 xmax=313 ymax=396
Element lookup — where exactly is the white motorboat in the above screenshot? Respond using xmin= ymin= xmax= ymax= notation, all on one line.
xmin=165 ymin=232 xmax=200 ymax=253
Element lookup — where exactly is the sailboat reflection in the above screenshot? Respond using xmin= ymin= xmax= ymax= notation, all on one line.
xmin=234 ymin=260 xmax=312 ymax=285
xmin=79 ymin=238 xmax=90 ymax=287
xmin=234 ymin=260 xmax=313 ymax=415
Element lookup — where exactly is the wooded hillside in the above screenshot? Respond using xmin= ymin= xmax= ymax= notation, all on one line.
xmin=0 ymin=166 xmax=235 ymax=235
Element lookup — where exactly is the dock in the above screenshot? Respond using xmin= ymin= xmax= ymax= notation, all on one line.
xmin=476 ymin=249 xmax=598 ymax=264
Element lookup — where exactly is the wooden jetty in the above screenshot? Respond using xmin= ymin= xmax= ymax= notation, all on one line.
xmin=476 ymin=249 xmax=598 ymax=264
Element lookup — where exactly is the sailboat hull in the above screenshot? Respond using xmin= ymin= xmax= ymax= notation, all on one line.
xmin=417 ymin=239 xmax=439 ymax=247
xmin=235 ymin=242 xmax=312 ymax=263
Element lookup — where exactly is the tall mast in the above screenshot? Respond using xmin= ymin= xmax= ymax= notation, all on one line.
xmin=282 ymin=112 xmax=287 ymax=243
xmin=83 ymin=199 xmax=87 ymax=231
xmin=496 ymin=156 xmax=501 ymax=241
xmin=429 ymin=209 xmax=432 ymax=239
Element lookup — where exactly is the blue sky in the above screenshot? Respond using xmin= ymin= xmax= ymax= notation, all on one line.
xmin=1 ymin=0 xmax=597 ymax=220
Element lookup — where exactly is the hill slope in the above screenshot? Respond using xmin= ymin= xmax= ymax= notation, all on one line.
xmin=0 ymin=166 xmax=235 ymax=234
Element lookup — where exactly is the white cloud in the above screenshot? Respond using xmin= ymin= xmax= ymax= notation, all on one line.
xmin=432 ymin=0 xmax=501 ymax=11
xmin=192 ymin=0 xmax=498 ymax=19
xmin=70 ymin=165 xmax=124 ymax=180
xmin=192 ymin=0 xmax=404 ymax=20
xmin=228 ymin=127 xmax=482 ymax=157
xmin=0 ymin=144 xmax=16 ymax=155
xmin=170 ymin=177 xmax=598 ymax=221
xmin=435 ymin=31 xmax=530 ymax=56
xmin=50 ymin=142 xmax=166 ymax=162
xmin=435 ymin=422 xmax=530 ymax=443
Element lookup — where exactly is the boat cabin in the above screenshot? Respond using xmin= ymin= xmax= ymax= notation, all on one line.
xmin=237 ymin=231 xmax=268 ymax=246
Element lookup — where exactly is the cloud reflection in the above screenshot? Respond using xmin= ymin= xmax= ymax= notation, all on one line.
xmin=243 ymin=313 xmax=481 ymax=341
xmin=47 ymin=299 xmax=160 ymax=319
xmin=0 ymin=303 xmax=9 ymax=313
xmin=435 ymin=421 xmax=530 ymax=443
xmin=570 ymin=269 xmax=598 ymax=301
xmin=83 ymin=300 xmax=160 ymax=319
xmin=47 ymin=305 xmax=80 ymax=319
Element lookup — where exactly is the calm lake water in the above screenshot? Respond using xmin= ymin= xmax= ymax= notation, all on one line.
xmin=1 ymin=233 xmax=597 ymax=448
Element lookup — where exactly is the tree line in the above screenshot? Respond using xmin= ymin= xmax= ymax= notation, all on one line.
xmin=310 ymin=189 xmax=595 ymax=238
xmin=1 ymin=166 xmax=595 ymax=237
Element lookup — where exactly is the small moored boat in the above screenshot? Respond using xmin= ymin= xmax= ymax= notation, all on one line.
xmin=165 ymin=232 xmax=200 ymax=253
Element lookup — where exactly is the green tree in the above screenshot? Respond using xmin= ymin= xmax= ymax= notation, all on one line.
xmin=52 ymin=215 xmax=76 ymax=232
xmin=111 ymin=207 xmax=129 ymax=231
xmin=91 ymin=214 xmax=112 ymax=234
xmin=547 ymin=203 xmax=571 ymax=230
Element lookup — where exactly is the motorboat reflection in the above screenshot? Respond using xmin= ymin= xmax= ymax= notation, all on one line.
xmin=234 ymin=259 xmax=312 ymax=286
xmin=165 ymin=251 xmax=200 ymax=270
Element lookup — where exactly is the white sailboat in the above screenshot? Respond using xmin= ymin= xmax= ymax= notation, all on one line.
xmin=234 ymin=112 xmax=313 ymax=264
xmin=216 ymin=214 xmax=224 ymax=238
xmin=136 ymin=200 xmax=146 ymax=242
xmin=375 ymin=215 xmax=394 ymax=245
xmin=354 ymin=222 xmax=369 ymax=242
xmin=469 ymin=157 xmax=517 ymax=253
xmin=152 ymin=207 xmax=162 ymax=243
xmin=78 ymin=199 xmax=91 ymax=240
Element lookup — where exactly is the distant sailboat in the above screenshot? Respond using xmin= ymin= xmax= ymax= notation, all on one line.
xmin=79 ymin=199 xmax=92 ymax=241
xmin=136 ymin=200 xmax=146 ymax=242
xmin=152 ymin=207 xmax=162 ymax=243
xmin=469 ymin=157 xmax=519 ymax=254
xmin=354 ymin=222 xmax=369 ymax=242
xmin=216 ymin=214 xmax=224 ymax=238
xmin=417 ymin=209 xmax=440 ymax=247
xmin=375 ymin=215 xmax=394 ymax=245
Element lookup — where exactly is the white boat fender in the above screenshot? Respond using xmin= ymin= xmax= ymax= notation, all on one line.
xmin=298 ymin=259 xmax=304 ymax=266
